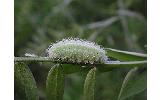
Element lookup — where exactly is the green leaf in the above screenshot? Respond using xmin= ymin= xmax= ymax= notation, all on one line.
xmin=46 ymin=64 xmax=65 ymax=100
xmin=118 ymin=68 xmax=147 ymax=100
xmin=105 ymin=48 xmax=147 ymax=61
xmin=62 ymin=64 xmax=91 ymax=74
xmin=97 ymin=60 xmax=142 ymax=72
xmin=101 ymin=60 xmax=146 ymax=68
xmin=14 ymin=62 xmax=38 ymax=100
xmin=61 ymin=61 xmax=146 ymax=74
xmin=83 ymin=67 xmax=97 ymax=100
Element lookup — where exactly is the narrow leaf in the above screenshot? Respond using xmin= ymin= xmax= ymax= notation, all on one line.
xmin=118 ymin=68 xmax=147 ymax=100
xmin=61 ymin=61 xmax=146 ymax=74
xmin=46 ymin=64 xmax=65 ymax=100
xmin=14 ymin=62 xmax=38 ymax=100
xmin=97 ymin=60 xmax=146 ymax=72
xmin=105 ymin=48 xmax=147 ymax=61
xmin=101 ymin=60 xmax=146 ymax=68
xmin=83 ymin=67 xmax=97 ymax=100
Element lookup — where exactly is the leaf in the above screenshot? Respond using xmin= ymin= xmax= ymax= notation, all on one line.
xmin=118 ymin=68 xmax=147 ymax=100
xmin=62 ymin=64 xmax=91 ymax=74
xmin=97 ymin=60 xmax=146 ymax=74
xmin=46 ymin=64 xmax=65 ymax=100
xmin=14 ymin=62 xmax=38 ymax=100
xmin=83 ymin=67 xmax=97 ymax=100
xmin=105 ymin=48 xmax=147 ymax=61
xmin=61 ymin=61 xmax=146 ymax=74
xmin=101 ymin=60 xmax=146 ymax=68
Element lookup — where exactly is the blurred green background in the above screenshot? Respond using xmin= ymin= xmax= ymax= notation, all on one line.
xmin=14 ymin=0 xmax=147 ymax=100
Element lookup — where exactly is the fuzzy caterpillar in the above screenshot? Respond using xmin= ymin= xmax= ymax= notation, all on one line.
xmin=46 ymin=38 xmax=108 ymax=64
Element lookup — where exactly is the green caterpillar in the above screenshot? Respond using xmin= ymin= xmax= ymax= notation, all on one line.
xmin=46 ymin=38 xmax=108 ymax=64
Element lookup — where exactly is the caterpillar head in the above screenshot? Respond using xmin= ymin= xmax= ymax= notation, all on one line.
xmin=46 ymin=38 xmax=108 ymax=64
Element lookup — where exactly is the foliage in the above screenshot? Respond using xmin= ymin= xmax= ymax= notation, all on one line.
xmin=14 ymin=62 xmax=38 ymax=100
xmin=83 ymin=67 xmax=97 ymax=100
xmin=14 ymin=48 xmax=146 ymax=100
xmin=118 ymin=68 xmax=147 ymax=100
xmin=15 ymin=0 xmax=147 ymax=100
xmin=46 ymin=64 xmax=65 ymax=100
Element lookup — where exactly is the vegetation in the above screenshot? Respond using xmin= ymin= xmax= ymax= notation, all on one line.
xmin=14 ymin=0 xmax=147 ymax=100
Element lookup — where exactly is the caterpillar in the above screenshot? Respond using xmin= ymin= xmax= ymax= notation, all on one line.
xmin=46 ymin=38 xmax=108 ymax=64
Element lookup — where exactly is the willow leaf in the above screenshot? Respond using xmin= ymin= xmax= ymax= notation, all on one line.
xmin=101 ymin=60 xmax=146 ymax=68
xmin=83 ymin=67 xmax=97 ymax=100
xmin=46 ymin=64 xmax=65 ymax=100
xmin=105 ymin=48 xmax=147 ymax=61
xmin=118 ymin=68 xmax=147 ymax=100
xmin=14 ymin=62 xmax=38 ymax=100
xmin=61 ymin=61 xmax=146 ymax=74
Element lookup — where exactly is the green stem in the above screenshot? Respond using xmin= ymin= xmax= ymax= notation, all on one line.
xmin=14 ymin=57 xmax=146 ymax=66
xmin=14 ymin=57 xmax=146 ymax=74
xmin=14 ymin=57 xmax=53 ymax=62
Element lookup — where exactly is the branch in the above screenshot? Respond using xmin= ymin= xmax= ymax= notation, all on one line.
xmin=14 ymin=57 xmax=52 ymax=62
xmin=85 ymin=16 xmax=119 ymax=29
xmin=14 ymin=57 xmax=146 ymax=66
xmin=117 ymin=0 xmax=138 ymax=50
xmin=117 ymin=9 xmax=146 ymax=21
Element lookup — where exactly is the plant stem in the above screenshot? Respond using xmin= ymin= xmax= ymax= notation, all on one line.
xmin=14 ymin=57 xmax=146 ymax=66
xmin=14 ymin=57 xmax=53 ymax=62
